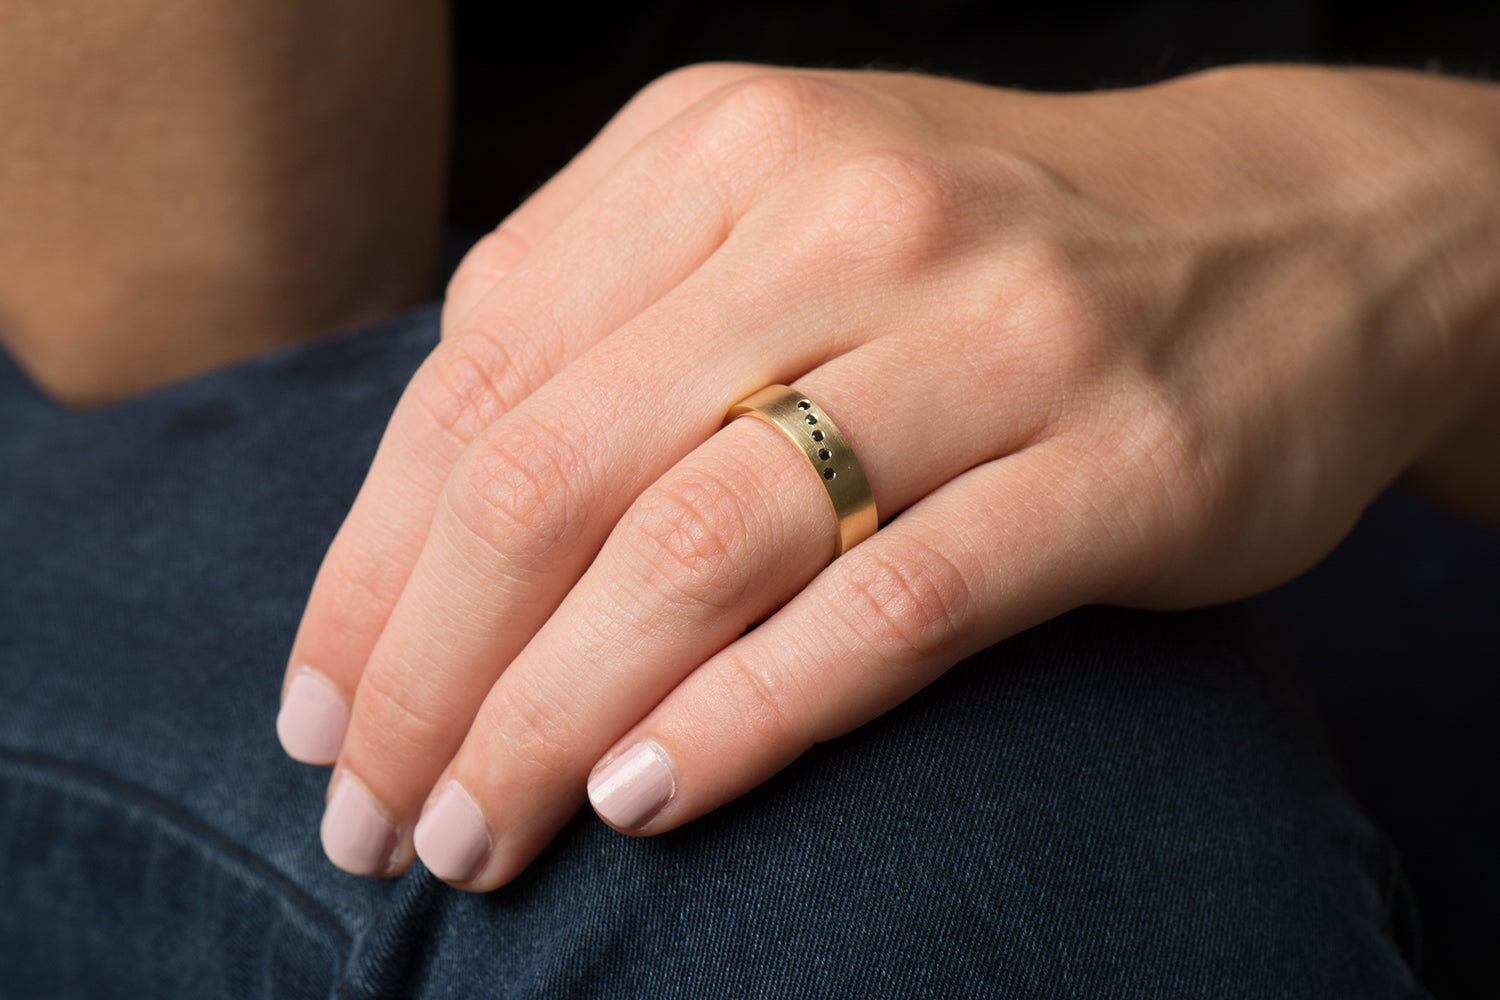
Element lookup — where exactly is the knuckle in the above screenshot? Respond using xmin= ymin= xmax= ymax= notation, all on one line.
xmin=444 ymin=226 xmax=532 ymax=303
xmin=1003 ymin=239 xmax=1123 ymax=389
xmin=616 ymin=468 xmax=751 ymax=611
xmin=348 ymin=666 xmax=449 ymax=772
xmin=1066 ymin=387 xmax=1221 ymax=587
xmin=930 ymin=154 xmax=1118 ymax=374
xmin=407 ymin=334 xmax=529 ymax=446
xmin=665 ymin=71 xmax=844 ymax=176
xmin=829 ymin=541 xmax=971 ymax=660
xmin=1112 ymin=391 xmax=1221 ymax=541
xmin=705 ymin=649 xmax=809 ymax=749
xmin=310 ymin=547 xmax=396 ymax=644
xmin=1137 ymin=396 xmax=1218 ymax=505
xmin=445 ymin=416 xmax=581 ymax=563
xmin=637 ymin=62 xmax=753 ymax=109
xmin=485 ymin=682 xmax=574 ymax=781
xmin=714 ymin=71 xmax=841 ymax=132
xmin=815 ymin=149 xmax=970 ymax=258
xmin=1023 ymin=244 xmax=1115 ymax=343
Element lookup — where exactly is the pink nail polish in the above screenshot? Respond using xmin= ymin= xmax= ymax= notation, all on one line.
xmin=321 ymin=776 xmax=398 ymax=876
xmin=414 ymin=781 xmax=491 ymax=883
xmin=277 ymin=668 xmax=349 ymax=765
xmin=588 ymin=741 xmax=676 ymax=831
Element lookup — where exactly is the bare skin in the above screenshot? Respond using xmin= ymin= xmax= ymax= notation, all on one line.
xmin=3 ymin=8 xmax=1494 ymax=892
xmin=277 ymin=64 xmax=1500 ymax=888
xmin=0 ymin=0 xmax=448 ymax=407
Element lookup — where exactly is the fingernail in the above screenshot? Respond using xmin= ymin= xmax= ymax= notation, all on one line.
xmin=414 ymin=781 xmax=491 ymax=883
xmin=277 ymin=668 xmax=349 ymax=765
xmin=588 ymin=740 xmax=675 ymax=831
xmin=321 ymin=775 xmax=398 ymax=876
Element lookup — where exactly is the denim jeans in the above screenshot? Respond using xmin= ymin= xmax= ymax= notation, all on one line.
xmin=0 ymin=305 xmax=1427 ymax=998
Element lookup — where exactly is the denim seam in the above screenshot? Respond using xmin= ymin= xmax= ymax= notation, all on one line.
xmin=0 ymin=744 xmax=352 ymax=957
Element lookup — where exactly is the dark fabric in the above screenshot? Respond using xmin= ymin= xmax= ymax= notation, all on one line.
xmin=0 ymin=308 xmax=1430 ymax=998
xmin=1254 ymin=490 xmax=1500 ymax=999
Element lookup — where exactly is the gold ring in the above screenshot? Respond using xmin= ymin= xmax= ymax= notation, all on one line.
xmin=726 ymin=385 xmax=877 ymax=557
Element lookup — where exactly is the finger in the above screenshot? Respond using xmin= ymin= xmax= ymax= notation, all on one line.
xmin=314 ymin=247 xmax=858 ymax=874
xmin=441 ymin=62 xmax=777 ymax=330
xmin=584 ymin=440 xmax=1141 ymax=837
xmin=399 ymin=337 xmax=1051 ymax=888
xmin=400 ymin=414 xmax=831 ymax=886
xmin=278 ymin=68 xmax=835 ymax=768
xmin=317 ymin=98 xmax=1044 ymax=875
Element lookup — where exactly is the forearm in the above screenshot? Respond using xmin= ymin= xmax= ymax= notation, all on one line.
xmin=0 ymin=0 xmax=449 ymax=407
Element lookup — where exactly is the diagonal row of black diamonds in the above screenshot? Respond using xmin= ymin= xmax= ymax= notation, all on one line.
xmin=796 ymin=398 xmax=837 ymax=481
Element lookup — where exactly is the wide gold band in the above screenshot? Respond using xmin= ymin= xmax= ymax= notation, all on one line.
xmin=726 ymin=384 xmax=878 ymax=557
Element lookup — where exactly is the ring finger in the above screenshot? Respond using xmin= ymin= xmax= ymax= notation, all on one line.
xmin=406 ymin=336 xmax=1046 ymax=888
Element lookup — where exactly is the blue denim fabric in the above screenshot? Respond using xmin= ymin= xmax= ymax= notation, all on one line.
xmin=0 ymin=306 xmax=1426 ymax=998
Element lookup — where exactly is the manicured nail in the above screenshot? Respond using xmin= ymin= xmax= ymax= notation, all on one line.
xmin=321 ymin=775 xmax=398 ymax=876
xmin=414 ymin=781 xmax=491 ymax=883
xmin=277 ymin=668 xmax=349 ymax=765
xmin=588 ymin=740 xmax=676 ymax=831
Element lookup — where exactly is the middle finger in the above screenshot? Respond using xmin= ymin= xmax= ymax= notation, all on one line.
xmin=409 ymin=329 xmax=1046 ymax=887
xmin=317 ymin=226 xmax=878 ymax=875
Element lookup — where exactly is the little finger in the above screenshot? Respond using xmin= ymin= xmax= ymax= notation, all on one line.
xmin=585 ymin=441 xmax=1139 ymax=836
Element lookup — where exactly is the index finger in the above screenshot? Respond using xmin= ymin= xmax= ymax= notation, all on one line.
xmin=442 ymin=63 xmax=770 ymax=329
xmin=276 ymin=65 xmax=827 ymax=766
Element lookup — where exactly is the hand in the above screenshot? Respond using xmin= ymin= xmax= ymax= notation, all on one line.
xmin=278 ymin=63 xmax=1500 ymax=888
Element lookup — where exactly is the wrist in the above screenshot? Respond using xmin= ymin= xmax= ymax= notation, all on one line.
xmin=1340 ymin=68 xmax=1500 ymax=519
xmin=1198 ymin=66 xmax=1500 ymax=508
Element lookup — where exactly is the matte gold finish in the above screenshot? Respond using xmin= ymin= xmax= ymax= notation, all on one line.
xmin=727 ymin=385 xmax=878 ymax=557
